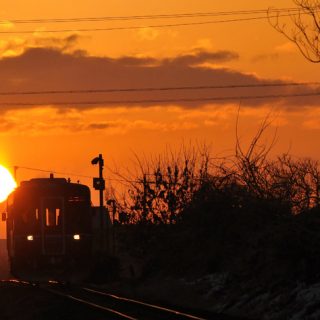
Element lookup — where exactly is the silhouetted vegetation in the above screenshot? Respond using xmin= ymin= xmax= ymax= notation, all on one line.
xmin=112 ymin=145 xmax=211 ymax=224
xmin=111 ymin=120 xmax=320 ymax=223
xmin=106 ymin=119 xmax=320 ymax=295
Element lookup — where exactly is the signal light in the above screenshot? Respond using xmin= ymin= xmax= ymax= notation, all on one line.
xmin=27 ymin=235 xmax=34 ymax=241
xmin=93 ymin=177 xmax=105 ymax=190
xmin=73 ymin=234 xmax=80 ymax=240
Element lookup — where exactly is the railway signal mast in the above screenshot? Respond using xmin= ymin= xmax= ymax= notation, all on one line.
xmin=91 ymin=154 xmax=107 ymax=250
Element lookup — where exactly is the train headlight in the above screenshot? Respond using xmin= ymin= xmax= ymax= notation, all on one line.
xmin=27 ymin=235 xmax=34 ymax=241
xmin=73 ymin=234 xmax=80 ymax=240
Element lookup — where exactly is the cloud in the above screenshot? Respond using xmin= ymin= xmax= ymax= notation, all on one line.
xmin=0 ymin=34 xmax=82 ymax=57
xmin=252 ymin=42 xmax=296 ymax=62
xmin=116 ymin=56 xmax=157 ymax=66
xmin=302 ymin=108 xmax=320 ymax=130
xmin=193 ymin=38 xmax=214 ymax=51
xmin=3 ymin=103 xmax=320 ymax=137
xmin=83 ymin=119 xmax=199 ymax=134
xmin=87 ymin=122 xmax=115 ymax=130
xmin=0 ymin=45 xmax=319 ymax=112
xmin=116 ymin=49 xmax=238 ymax=67
xmin=252 ymin=53 xmax=280 ymax=62
xmin=163 ymin=50 xmax=239 ymax=66
xmin=135 ymin=27 xmax=159 ymax=41
xmin=274 ymin=42 xmax=296 ymax=53
xmin=0 ymin=120 xmax=15 ymax=132
xmin=0 ymin=20 xmax=14 ymax=30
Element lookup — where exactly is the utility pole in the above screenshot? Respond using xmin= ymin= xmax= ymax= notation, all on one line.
xmin=91 ymin=154 xmax=106 ymax=251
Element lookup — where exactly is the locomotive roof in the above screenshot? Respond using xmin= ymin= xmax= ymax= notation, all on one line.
xmin=19 ymin=177 xmax=89 ymax=190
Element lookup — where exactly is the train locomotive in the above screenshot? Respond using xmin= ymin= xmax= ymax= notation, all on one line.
xmin=5 ymin=174 xmax=106 ymax=279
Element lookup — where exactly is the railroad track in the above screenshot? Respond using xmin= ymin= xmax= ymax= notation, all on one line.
xmin=0 ymin=279 xmax=250 ymax=320
xmin=42 ymin=282 xmax=207 ymax=320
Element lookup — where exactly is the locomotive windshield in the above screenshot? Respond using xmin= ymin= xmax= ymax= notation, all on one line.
xmin=11 ymin=193 xmax=41 ymax=234
xmin=43 ymin=198 xmax=63 ymax=228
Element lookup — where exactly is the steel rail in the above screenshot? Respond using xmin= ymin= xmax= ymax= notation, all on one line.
xmin=43 ymin=286 xmax=137 ymax=320
xmin=1 ymin=280 xmax=207 ymax=319
xmin=0 ymin=280 xmax=136 ymax=319
xmin=82 ymin=287 xmax=206 ymax=320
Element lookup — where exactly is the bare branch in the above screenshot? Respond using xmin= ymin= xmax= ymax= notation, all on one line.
xmin=269 ymin=1 xmax=320 ymax=63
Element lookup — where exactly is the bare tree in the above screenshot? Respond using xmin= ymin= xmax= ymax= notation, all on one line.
xmin=111 ymin=144 xmax=211 ymax=224
xmin=269 ymin=0 xmax=320 ymax=63
xmin=108 ymin=115 xmax=320 ymax=223
xmin=232 ymin=112 xmax=278 ymax=198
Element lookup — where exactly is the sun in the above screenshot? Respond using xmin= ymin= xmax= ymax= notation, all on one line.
xmin=0 ymin=165 xmax=17 ymax=203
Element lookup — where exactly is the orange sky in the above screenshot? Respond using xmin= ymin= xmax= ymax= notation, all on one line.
xmin=0 ymin=0 xmax=320 ymax=236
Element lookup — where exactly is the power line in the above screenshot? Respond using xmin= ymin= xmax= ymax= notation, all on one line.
xmin=14 ymin=165 xmax=139 ymax=184
xmin=13 ymin=165 xmax=206 ymax=185
xmin=1 ymin=91 xmax=320 ymax=106
xmin=0 ymin=82 xmax=319 ymax=96
xmin=15 ymin=165 xmax=93 ymax=179
xmin=0 ymin=7 xmax=301 ymax=25
xmin=0 ymin=11 xmax=309 ymax=34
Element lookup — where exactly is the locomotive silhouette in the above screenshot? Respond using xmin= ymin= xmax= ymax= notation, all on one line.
xmin=4 ymin=173 xmax=110 ymax=279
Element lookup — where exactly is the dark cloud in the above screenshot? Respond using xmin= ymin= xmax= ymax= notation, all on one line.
xmin=36 ymin=34 xmax=80 ymax=51
xmin=87 ymin=122 xmax=115 ymax=130
xmin=0 ymin=46 xmax=319 ymax=111
xmin=163 ymin=50 xmax=239 ymax=65
xmin=116 ymin=56 xmax=157 ymax=66
xmin=0 ymin=34 xmax=82 ymax=57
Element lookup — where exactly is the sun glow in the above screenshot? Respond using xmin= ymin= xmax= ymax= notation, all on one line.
xmin=0 ymin=165 xmax=17 ymax=203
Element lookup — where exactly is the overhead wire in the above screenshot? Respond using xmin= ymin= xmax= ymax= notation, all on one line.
xmin=0 ymin=11 xmax=313 ymax=34
xmin=14 ymin=165 xmax=142 ymax=184
xmin=1 ymin=91 xmax=320 ymax=106
xmin=0 ymin=82 xmax=319 ymax=96
xmin=13 ymin=165 xmax=207 ymax=185
xmin=15 ymin=166 xmax=93 ymax=179
xmin=0 ymin=7 xmax=302 ymax=24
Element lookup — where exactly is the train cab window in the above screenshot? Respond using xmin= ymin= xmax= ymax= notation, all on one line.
xmin=45 ymin=208 xmax=61 ymax=227
xmin=43 ymin=198 xmax=63 ymax=228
